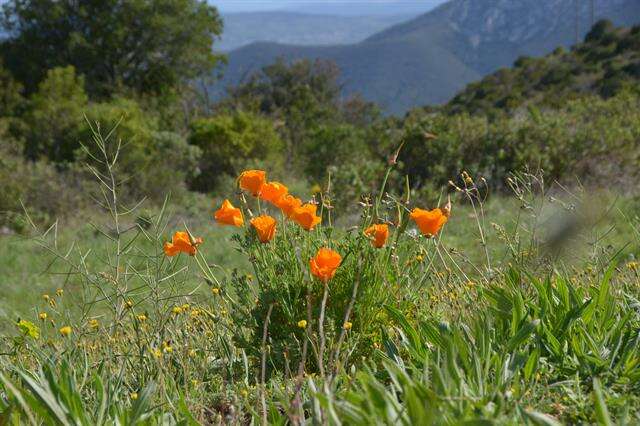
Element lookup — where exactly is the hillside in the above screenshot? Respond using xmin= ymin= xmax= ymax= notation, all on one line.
xmin=444 ymin=21 xmax=640 ymax=115
xmin=215 ymin=0 xmax=640 ymax=114
xmin=217 ymin=12 xmax=412 ymax=51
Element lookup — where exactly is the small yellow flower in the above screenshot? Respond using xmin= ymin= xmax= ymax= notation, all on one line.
xmin=211 ymin=287 xmax=220 ymax=295
xmin=172 ymin=306 xmax=183 ymax=315
xmin=130 ymin=392 xmax=138 ymax=400
xmin=136 ymin=314 xmax=147 ymax=322
xmin=240 ymin=389 xmax=249 ymax=398
xmin=343 ymin=321 xmax=353 ymax=331
xmin=162 ymin=341 xmax=173 ymax=353
xmin=42 ymin=294 xmax=50 ymax=301
xmin=190 ymin=309 xmax=200 ymax=318
xmin=627 ymin=261 xmax=638 ymax=271
xmin=188 ymin=349 xmax=197 ymax=357
xmin=191 ymin=379 xmax=198 ymax=387
xmin=151 ymin=348 xmax=162 ymax=359
xmin=415 ymin=255 xmax=424 ymax=262
xmin=17 ymin=319 xmax=40 ymax=339
xmin=38 ymin=312 xmax=47 ymax=321
xmin=56 ymin=288 xmax=64 ymax=297
xmin=88 ymin=319 xmax=99 ymax=329
xmin=181 ymin=303 xmax=190 ymax=311
xmin=297 ymin=320 xmax=307 ymax=329
xmin=125 ymin=300 xmax=134 ymax=309
xmin=59 ymin=326 xmax=72 ymax=337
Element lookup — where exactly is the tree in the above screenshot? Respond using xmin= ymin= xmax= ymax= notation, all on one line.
xmin=0 ymin=0 xmax=223 ymax=97
xmin=24 ymin=66 xmax=88 ymax=162
xmin=0 ymin=61 xmax=23 ymax=117
xmin=227 ymin=58 xmax=343 ymax=166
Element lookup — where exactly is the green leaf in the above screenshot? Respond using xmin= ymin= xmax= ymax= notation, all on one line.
xmin=593 ymin=378 xmax=613 ymax=426
xmin=506 ymin=319 xmax=540 ymax=352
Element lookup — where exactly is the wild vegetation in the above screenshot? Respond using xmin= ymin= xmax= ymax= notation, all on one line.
xmin=1 ymin=0 xmax=640 ymax=423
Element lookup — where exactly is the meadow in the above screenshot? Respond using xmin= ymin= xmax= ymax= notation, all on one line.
xmin=0 ymin=4 xmax=639 ymax=423
xmin=1 ymin=130 xmax=640 ymax=424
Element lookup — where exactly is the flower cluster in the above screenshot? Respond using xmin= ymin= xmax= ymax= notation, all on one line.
xmin=163 ymin=169 xmax=452 ymax=286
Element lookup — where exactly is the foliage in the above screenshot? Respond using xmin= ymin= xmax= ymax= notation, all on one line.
xmin=0 ymin=0 xmax=224 ymax=97
xmin=2 ymin=129 xmax=640 ymax=424
xmin=22 ymin=66 xmax=88 ymax=162
xmin=188 ymin=111 xmax=284 ymax=192
xmin=393 ymin=90 xmax=640 ymax=193
xmin=0 ymin=139 xmax=88 ymax=230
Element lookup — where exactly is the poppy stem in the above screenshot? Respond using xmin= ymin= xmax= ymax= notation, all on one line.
xmin=260 ymin=303 xmax=274 ymax=426
xmin=317 ymin=280 xmax=330 ymax=378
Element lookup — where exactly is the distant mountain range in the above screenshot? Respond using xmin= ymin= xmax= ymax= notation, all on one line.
xmin=217 ymin=12 xmax=412 ymax=51
xmin=214 ymin=1 xmax=445 ymax=16
xmin=214 ymin=0 xmax=640 ymax=114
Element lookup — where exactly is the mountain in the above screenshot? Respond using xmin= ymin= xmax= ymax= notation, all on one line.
xmin=213 ymin=0 xmax=446 ymax=16
xmin=283 ymin=1 xmax=447 ymax=16
xmin=217 ymin=12 xmax=412 ymax=51
xmin=443 ymin=21 xmax=640 ymax=115
xmin=214 ymin=0 xmax=640 ymax=114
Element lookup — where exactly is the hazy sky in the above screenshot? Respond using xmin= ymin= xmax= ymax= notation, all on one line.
xmin=212 ymin=0 xmax=449 ymax=14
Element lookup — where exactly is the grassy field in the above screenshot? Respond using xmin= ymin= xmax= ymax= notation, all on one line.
xmin=1 ymin=170 xmax=640 ymax=424
xmin=2 ymin=185 xmax=637 ymax=320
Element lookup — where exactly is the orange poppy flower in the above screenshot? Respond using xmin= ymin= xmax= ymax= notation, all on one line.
xmin=239 ymin=170 xmax=266 ymax=196
xmin=291 ymin=203 xmax=322 ymax=231
xmin=410 ymin=208 xmax=448 ymax=237
xmin=275 ymin=194 xmax=302 ymax=218
xmin=250 ymin=215 xmax=277 ymax=243
xmin=309 ymin=248 xmax=342 ymax=283
xmin=364 ymin=223 xmax=389 ymax=248
xmin=260 ymin=181 xmax=288 ymax=204
xmin=164 ymin=231 xmax=203 ymax=256
xmin=214 ymin=199 xmax=243 ymax=227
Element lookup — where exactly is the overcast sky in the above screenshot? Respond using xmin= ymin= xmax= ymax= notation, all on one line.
xmin=212 ymin=0 xmax=448 ymax=14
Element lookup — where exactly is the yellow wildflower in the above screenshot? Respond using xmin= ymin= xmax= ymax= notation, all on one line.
xmin=59 ymin=326 xmax=72 ymax=337
xmin=17 ymin=319 xmax=40 ymax=339
xmin=297 ymin=320 xmax=307 ymax=329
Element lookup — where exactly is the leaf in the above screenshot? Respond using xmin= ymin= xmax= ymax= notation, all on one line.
xmin=523 ymin=409 xmax=563 ymax=426
xmin=506 ymin=319 xmax=540 ymax=352
xmin=524 ymin=348 xmax=540 ymax=382
xmin=17 ymin=370 xmax=72 ymax=426
xmin=0 ymin=372 xmax=38 ymax=425
xmin=128 ymin=381 xmax=157 ymax=424
xmin=593 ymin=378 xmax=613 ymax=426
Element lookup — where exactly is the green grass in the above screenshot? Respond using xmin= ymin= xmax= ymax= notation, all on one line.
xmin=2 ymin=170 xmax=640 ymax=424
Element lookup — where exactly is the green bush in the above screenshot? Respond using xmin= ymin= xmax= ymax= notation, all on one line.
xmin=0 ymin=139 xmax=88 ymax=231
xmin=188 ymin=111 xmax=283 ymax=192
xmin=22 ymin=66 xmax=87 ymax=162
xmin=79 ymin=97 xmax=200 ymax=201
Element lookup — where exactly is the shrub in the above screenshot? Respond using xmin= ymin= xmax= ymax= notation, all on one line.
xmin=188 ymin=111 xmax=283 ymax=192
xmin=78 ymin=97 xmax=201 ymax=201
xmin=22 ymin=66 xmax=87 ymax=162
